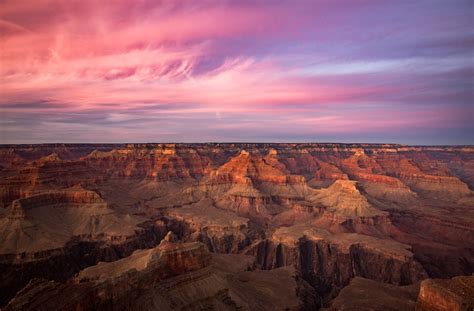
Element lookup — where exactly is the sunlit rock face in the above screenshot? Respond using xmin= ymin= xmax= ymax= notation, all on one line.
xmin=0 ymin=143 xmax=473 ymax=309
xmin=416 ymin=276 xmax=474 ymax=311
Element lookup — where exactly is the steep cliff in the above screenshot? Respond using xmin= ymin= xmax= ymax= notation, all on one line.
xmin=6 ymin=238 xmax=316 ymax=310
xmin=0 ymin=143 xmax=473 ymax=309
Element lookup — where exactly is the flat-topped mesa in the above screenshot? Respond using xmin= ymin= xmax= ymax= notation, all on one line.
xmin=6 ymin=188 xmax=107 ymax=221
xmin=9 ymin=189 xmax=107 ymax=214
xmin=76 ymin=240 xmax=212 ymax=284
xmin=166 ymin=203 xmax=250 ymax=253
xmin=0 ymin=185 xmax=147 ymax=257
xmin=416 ymin=276 xmax=474 ymax=311
xmin=243 ymin=225 xmax=426 ymax=303
xmin=272 ymin=226 xmax=418 ymax=262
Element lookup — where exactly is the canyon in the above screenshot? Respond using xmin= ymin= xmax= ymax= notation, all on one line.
xmin=0 ymin=143 xmax=473 ymax=310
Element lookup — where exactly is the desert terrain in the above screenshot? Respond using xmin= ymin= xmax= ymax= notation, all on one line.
xmin=0 ymin=143 xmax=473 ymax=310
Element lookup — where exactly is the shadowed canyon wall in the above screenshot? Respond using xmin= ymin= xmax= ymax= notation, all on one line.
xmin=1 ymin=143 xmax=473 ymax=309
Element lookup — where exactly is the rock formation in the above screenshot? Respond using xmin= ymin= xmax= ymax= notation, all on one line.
xmin=324 ymin=275 xmax=474 ymax=311
xmin=0 ymin=143 xmax=473 ymax=309
xmin=416 ymin=276 xmax=474 ymax=311
xmin=6 ymin=238 xmax=316 ymax=310
xmin=322 ymin=277 xmax=420 ymax=311
xmin=0 ymin=186 xmax=166 ymax=306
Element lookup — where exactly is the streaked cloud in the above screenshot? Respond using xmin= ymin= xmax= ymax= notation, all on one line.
xmin=0 ymin=0 xmax=472 ymax=144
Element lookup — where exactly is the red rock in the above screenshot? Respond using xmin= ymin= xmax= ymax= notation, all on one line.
xmin=416 ymin=276 xmax=474 ymax=311
xmin=0 ymin=143 xmax=473 ymax=308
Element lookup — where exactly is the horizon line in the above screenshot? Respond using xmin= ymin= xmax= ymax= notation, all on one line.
xmin=1 ymin=142 xmax=473 ymax=148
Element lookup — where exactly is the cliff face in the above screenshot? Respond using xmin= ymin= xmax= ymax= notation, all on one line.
xmin=244 ymin=225 xmax=427 ymax=304
xmin=416 ymin=276 xmax=474 ymax=311
xmin=323 ymin=275 xmax=474 ymax=311
xmin=6 ymin=238 xmax=316 ymax=311
xmin=0 ymin=185 xmax=167 ymax=306
xmin=0 ymin=143 xmax=473 ymax=308
xmin=322 ymin=277 xmax=420 ymax=311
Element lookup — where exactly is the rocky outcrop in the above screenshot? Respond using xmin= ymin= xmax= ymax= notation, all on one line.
xmin=322 ymin=277 xmax=419 ymax=311
xmin=416 ymin=276 xmax=474 ymax=311
xmin=324 ymin=275 xmax=474 ymax=311
xmin=0 ymin=222 xmax=165 ymax=308
xmin=82 ymin=144 xmax=214 ymax=180
xmin=165 ymin=201 xmax=252 ymax=253
xmin=245 ymin=225 xmax=427 ymax=304
xmin=376 ymin=157 xmax=471 ymax=200
xmin=1 ymin=143 xmax=473 ymax=309
xmin=400 ymin=173 xmax=471 ymax=200
xmin=311 ymin=180 xmax=386 ymax=219
xmin=5 ymin=240 xmax=212 ymax=310
xmin=9 ymin=188 xmax=107 ymax=217
xmin=0 ymin=158 xmax=101 ymax=208
xmin=0 ymin=187 xmax=146 ymax=256
xmin=0 ymin=188 xmax=167 ymax=306
xmin=6 ymin=240 xmax=315 ymax=310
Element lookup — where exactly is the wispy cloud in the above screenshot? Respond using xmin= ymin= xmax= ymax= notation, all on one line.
xmin=0 ymin=0 xmax=472 ymax=144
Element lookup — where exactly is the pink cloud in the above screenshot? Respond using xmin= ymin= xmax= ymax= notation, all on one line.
xmin=0 ymin=0 xmax=472 ymax=144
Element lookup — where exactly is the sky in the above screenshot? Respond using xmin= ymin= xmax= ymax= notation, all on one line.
xmin=0 ymin=0 xmax=473 ymax=145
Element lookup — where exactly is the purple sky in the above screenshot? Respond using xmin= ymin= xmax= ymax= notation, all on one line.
xmin=0 ymin=0 xmax=473 ymax=144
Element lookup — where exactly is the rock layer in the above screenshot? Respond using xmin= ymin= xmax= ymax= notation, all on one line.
xmin=416 ymin=276 xmax=474 ymax=311
xmin=6 ymin=239 xmax=315 ymax=311
xmin=0 ymin=143 xmax=473 ymax=309
xmin=322 ymin=277 xmax=419 ymax=311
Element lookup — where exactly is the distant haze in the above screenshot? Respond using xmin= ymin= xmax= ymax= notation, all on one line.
xmin=0 ymin=0 xmax=473 ymax=144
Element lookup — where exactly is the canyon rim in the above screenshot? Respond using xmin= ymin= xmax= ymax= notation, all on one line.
xmin=1 ymin=1 xmax=473 ymax=310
